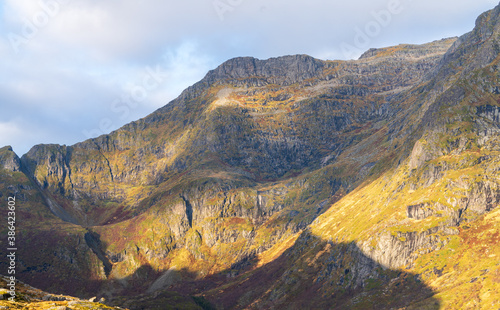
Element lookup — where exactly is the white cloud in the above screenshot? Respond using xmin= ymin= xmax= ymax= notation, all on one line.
xmin=0 ymin=118 xmax=56 ymax=156
xmin=0 ymin=121 xmax=24 ymax=152
xmin=0 ymin=0 xmax=498 ymax=155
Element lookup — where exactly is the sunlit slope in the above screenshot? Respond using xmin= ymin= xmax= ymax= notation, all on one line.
xmin=9 ymin=37 xmax=456 ymax=300
xmin=186 ymin=5 xmax=500 ymax=308
xmin=5 ymin=3 xmax=500 ymax=308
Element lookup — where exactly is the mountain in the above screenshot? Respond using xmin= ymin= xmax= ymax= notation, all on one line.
xmin=2 ymin=4 xmax=500 ymax=309
xmin=0 ymin=275 xmax=128 ymax=309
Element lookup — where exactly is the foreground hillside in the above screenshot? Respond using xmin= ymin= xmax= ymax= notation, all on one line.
xmin=1 ymin=4 xmax=500 ymax=309
xmin=0 ymin=275 xmax=125 ymax=310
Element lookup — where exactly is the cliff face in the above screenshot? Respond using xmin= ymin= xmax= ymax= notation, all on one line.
xmin=203 ymin=54 xmax=326 ymax=86
xmin=3 ymin=4 xmax=500 ymax=309
xmin=19 ymin=38 xmax=455 ymax=224
xmin=209 ymin=6 xmax=500 ymax=308
xmin=0 ymin=146 xmax=20 ymax=172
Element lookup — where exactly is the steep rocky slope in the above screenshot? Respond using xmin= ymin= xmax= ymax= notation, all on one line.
xmin=2 ymin=4 xmax=500 ymax=309
xmin=194 ymin=5 xmax=500 ymax=309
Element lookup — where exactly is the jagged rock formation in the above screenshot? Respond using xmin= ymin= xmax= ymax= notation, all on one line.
xmin=0 ymin=146 xmax=20 ymax=172
xmin=2 ymin=4 xmax=500 ymax=309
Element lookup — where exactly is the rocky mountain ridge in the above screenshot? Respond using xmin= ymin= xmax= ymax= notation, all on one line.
xmin=2 ymin=4 xmax=500 ymax=309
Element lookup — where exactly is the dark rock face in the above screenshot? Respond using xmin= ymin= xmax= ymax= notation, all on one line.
xmin=477 ymin=104 xmax=500 ymax=123
xmin=439 ymin=4 xmax=500 ymax=75
xmin=407 ymin=203 xmax=434 ymax=220
xmin=84 ymin=231 xmax=113 ymax=277
xmin=21 ymin=144 xmax=73 ymax=193
xmin=0 ymin=146 xmax=21 ymax=172
xmin=17 ymin=38 xmax=456 ymax=223
xmin=205 ymin=55 xmax=325 ymax=86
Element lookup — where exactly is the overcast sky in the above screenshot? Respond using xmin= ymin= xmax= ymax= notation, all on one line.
xmin=1 ymin=0 xmax=498 ymax=155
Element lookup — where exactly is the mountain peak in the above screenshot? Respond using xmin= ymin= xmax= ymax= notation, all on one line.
xmin=6 ymin=4 xmax=500 ymax=309
xmin=203 ymin=54 xmax=325 ymax=86
xmin=437 ymin=3 xmax=500 ymax=77
xmin=358 ymin=38 xmax=457 ymax=60
xmin=0 ymin=145 xmax=20 ymax=172
xmin=474 ymin=3 xmax=500 ymax=39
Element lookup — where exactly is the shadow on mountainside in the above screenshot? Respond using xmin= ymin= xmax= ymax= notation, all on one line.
xmin=103 ymin=264 xmax=209 ymax=310
xmin=2 ymin=145 xmax=439 ymax=309
xmin=2 ymin=222 xmax=441 ymax=309
xmin=160 ymin=230 xmax=441 ymax=310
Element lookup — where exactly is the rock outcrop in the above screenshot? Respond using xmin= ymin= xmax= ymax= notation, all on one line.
xmin=0 ymin=146 xmax=20 ymax=172
xmin=3 ymin=3 xmax=500 ymax=309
